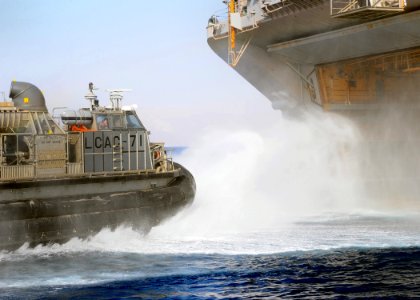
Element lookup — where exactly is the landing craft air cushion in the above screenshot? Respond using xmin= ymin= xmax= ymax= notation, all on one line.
xmin=0 ymin=81 xmax=195 ymax=250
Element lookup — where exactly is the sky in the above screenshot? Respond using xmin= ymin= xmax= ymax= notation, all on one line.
xmin=0 ymin=0 xmax=279 ymax=145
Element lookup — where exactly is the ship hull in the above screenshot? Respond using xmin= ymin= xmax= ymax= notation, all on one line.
xmin=208 ymin=3 xmax=420 ymax=110
xmin=0 ymin=163 xmax=195 ymax=250
xmin=207 ymin=2 xmax=420 ymax=206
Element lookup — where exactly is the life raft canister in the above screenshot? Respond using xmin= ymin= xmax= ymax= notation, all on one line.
xmin=70 ymin=124 xmax=90 ymax=132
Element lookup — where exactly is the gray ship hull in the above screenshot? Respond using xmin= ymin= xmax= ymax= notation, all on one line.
xmin=208 ymin=1 xmax=420 ymax=110
xmin=207 ymin=1 xmax=420 ymax=205
xmin=0 ymin=163 xmax=195 ymax=250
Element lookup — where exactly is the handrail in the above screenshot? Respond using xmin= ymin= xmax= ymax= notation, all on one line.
xmin=338 ymin=0 xmax=359 ymax=13
xmin=331 ymin=0 xmax=405 ymax=16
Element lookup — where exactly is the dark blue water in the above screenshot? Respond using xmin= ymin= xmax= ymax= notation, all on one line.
xmin=1 ymin=247 xmax=420 ymax=299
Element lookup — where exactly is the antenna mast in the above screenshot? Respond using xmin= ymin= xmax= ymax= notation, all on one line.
xmin=85 ymin=82 xmax=99 ymax=110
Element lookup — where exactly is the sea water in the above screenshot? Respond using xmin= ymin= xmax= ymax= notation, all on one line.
xmin=1 ymin=114 xmax=420 ymax=299
xmin=0 ymin=215 xmax=419 ymax=299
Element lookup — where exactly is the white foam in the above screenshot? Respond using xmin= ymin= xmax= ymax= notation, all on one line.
xmin=2 ymin=213 xmax=419 ymax=261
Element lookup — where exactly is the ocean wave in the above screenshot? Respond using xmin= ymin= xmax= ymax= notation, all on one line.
xmin=1 ymin=211 xmax=419 ymax=260
xmin=1 ymin=247 xmax=420 ymax=298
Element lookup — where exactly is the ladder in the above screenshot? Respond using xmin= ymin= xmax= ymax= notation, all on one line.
xmin=112 ymin=133 xmax=123 ymax=171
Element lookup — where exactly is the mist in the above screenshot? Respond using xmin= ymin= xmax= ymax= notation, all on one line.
xmin=151 ymin=94 xmax=420 ymax=239
xmin=151 ymin=108 xmax=366 ymax=236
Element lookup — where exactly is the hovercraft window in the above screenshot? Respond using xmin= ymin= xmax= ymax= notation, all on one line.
xmin=96 ymin=115 xmax=110 ymax=130
xmin=110 ymin=115 xmax=123 ymax=129
xmin=126 ymin=113 xmax=144 ymax=129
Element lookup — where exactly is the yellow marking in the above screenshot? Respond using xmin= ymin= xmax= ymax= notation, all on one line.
xmin=229 ymin=0 xmax=236 ymax=50
xmin=24 ymin=97 xmax=29 ymax=103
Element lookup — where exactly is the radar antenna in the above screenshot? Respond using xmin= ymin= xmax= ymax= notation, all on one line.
xmin=107 ymin=89 xmax=132 ymax=111
xmin=85 ymin=82 xmax=99 ymax=111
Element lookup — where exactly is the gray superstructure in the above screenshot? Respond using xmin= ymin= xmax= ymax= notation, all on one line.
xmin=207 ymin=0 xmax=420 ymax=110
xmin=207 ymin=1 xmax=420 ymax=205
xmin=0 ymin=81 xmax=195 ymax=250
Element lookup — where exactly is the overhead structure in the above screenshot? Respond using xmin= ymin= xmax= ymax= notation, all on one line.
xmin=207 ymin=0 xmax=420 ymax=110
xmin=207 ymin=0 xmax=420 ymax=205
xmin=215 ymin=0 xmax=256 ymax=66
xmin=331 ymin=0 xmax=405 ymax=19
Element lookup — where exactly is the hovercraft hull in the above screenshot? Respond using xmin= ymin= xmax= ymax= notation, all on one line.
xmin=0 ymin=163 xmax=195 ymax=250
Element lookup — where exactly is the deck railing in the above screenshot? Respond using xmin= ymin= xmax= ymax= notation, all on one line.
xmin=0 ymin=165 xmax=35 ymax=180
xmin=331 ymin=0 xmax=405 ymax=16
xmin=67 ymin=162 xmax=84 ymax=175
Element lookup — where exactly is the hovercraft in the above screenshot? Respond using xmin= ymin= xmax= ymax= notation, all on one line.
xmin=0 ymin=81 xmax=195 ymax=250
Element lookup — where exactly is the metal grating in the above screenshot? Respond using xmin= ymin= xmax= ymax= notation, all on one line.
xmin=331 ymin=0 xmax=405 ymax=19
xmin=68 ymin=163 xmax=84 ymax=175
xmin=0 ymin=165 xmax=35 ymax=180
xmin=263 ymin=0 xmax=326 ymax=17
